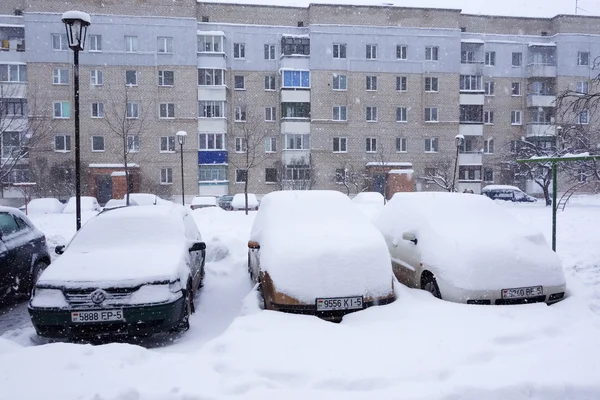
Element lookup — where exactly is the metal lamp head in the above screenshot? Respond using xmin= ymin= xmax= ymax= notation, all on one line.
xmin=62 ymin=11 xmax=91 ymax=51
xmin=455 ymin=134 xmax=464 ymax=148
xmin=176 ymin=130 xmax=187 ymax=146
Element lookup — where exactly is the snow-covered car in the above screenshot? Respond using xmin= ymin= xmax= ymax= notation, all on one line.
xmin=231 ymin=193 xmax=259 ymax=211
xmin=217 ymin=195 xmax=234 ymax=210
xmin=124 ymin=193 xmax=171 ymax=206
xmin=248 ymin=190 xmax=395 ymax=321
xmin=62 ymin=196 xmax=101 ymax=213
xmin=28 ymin=204 xmax=206 ymax=339
xmin=190 ymin=196 xmax=218 ymax=210
xmin=373 ymin=192 xmax=566 ymax=305
xmin=0 ymin=207 xmax=51 ymax=305
xmin=352 ymin=191 xmax=385 ymax=220
xmin=23 ymin=198 xmax=65 ymax=215
xmin=482 ymin=185 xmax=537 ymax=203
xmin=102 ymin=198 xmax=139 ymax=210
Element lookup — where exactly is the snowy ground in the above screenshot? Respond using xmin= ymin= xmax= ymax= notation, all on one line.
xmin=1 ymin=197 xmax=600 ymax=400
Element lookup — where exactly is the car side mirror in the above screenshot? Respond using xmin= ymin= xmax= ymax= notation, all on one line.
xmin=55 ymin=245 xmax=65 ymax=255
xmin=402 ymin=232 xmax=418 ymax=245
xmin=248 ymin=240 xmax=260 ymax=249
xmin=189 ymin=242 xmax=206 ymax=252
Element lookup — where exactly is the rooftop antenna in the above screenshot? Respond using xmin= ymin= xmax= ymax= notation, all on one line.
xmin=576 ymin=0 xmax=588 ymax=14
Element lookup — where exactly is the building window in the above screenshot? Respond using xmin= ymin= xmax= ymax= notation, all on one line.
xmin=88 ymin=34 xmax=102 ymax=52
xmin=425 ymin=46 xmax=439 ymax=61
xmin=577 ymin=81 xmax=589 ymax=94
xmin=424 ymin=107 xmax=438 ymax=122
xmin=265 ymin=137 xmax=277 ymax=153
xmin=264 ymin=44 xmax=276 ymax=60
xmin=282 ymin=70 xmax=310 ymax=88
xmin=460 ymin=105 xmax=483 ymax=123
xmin=284 ymin=133 xmax=310 ymax=150
xmin=265 ymin=107 xmax=276 ymax=121
xmin=157 ymin=37 xmax=173 ymax=53
xmin=198 ymin=69 xmax=225 ymax=85
xmin=159 ymin=103 xmax=175 ymax=119
xmin=51 ymin=33 xmax=68 ymax=50
xmin=396 ymin=76 xmax=407 ymax=91
xmin=510 ymin=110 xmax=522 ymax=125
xmin=366 ymin=75 xmax=377 ymax=91
xmin=265 ymin=75 xmax=276 ymax=90
xmin=160 ymin=136 xmax=176 ymax=152
xmin=396 ymin=107 xmax=407 ymax=122
xmin=125 ymin=70 xmax=137 ymax=86
xmin=2 ymin=99 xmax=27 ymax=116
xmin=332 ymin=105 xmax=347 ymax=121
xmin=484 ymin=110 xmax=494 ymax=124
xmin=281 ymin=36 xmax=310 ymax=56
xmin=333 ymin=74 xmax=347 ymax=90
xmin=485 ymin=51 xmax=496 ymax=66
xmin=127 ymin=135 xmax=140 ymax=152
xmin=235 ymin=137 xmax=247 ymax=153
xmin=233 ymin=43 xmax=245 ymax=59
xmin=0 ymin=64 xmax=27 ymax=82
xmin=425 ymin=77 xmax=438 ymax=92
xmin=366 ymin=44 xmax=377 ymax=59
xmin=233 ymin=169 xmax=247 ymax=183
xmin=90 ymin=69 xmax=103 ymax=86
xmin=283 ymin=165 xmax=311 ymax=181
xmin=199 ymin=165 xmax=227 ymax=181
xmin=126 ymin=102 xmax=139 ymax=119
xmin=366 ymin=106 xmax=377 ymax=122
xmin=160 ymin=168 xmax=173 ymax=184
xmin=366 ymin=137 xmax=377 ymax=152
xmin=461 ymin=50 xmax=475 ymax=64
xmin=333 ymin=43 xmax=346 ymax=59
xmin=511 ymin=82 xmax=521 ymax=96
xmin=265 ymin=168 xmax=277 ymax=183
xmin=484 ymin=81 xmax=495 ymax=95
xmin=578 ymin=51 xmax=590 ymax=66
xmin=125 ymin=36 xmax=138 ymax=52
xmin=198 ymin=35 xmax=222 ymax=52
xmin=512 ymin=52 xmax=522 ymax=67
xmin=396 ymin=137 xmax=407 ymax=152
xmin=282 ymin=103 xmax=310 ymax=119
xmin=1 ymin=132 xmax=22 ymax=160
xmin=158 ymin=70 xmax=174 ymax=86
xmin=91 ymin=102 xmax=104 ymax=118
xmin=484 ymin=138 xmax=494 ymax=154
xmin=484 ymin=167 xmax=494 ymax=182
xmin=199 ymin=133 xmax=225 ymax=150
xmin=52 ymin=68 xmax=69 ymax=85
xmin=199 ymin=101 xmax=225 ymax=118
xmin=579 ymin=110 xmax=589 ymax=124
xmin=333 ymin=137 xmax=347 ymax=153
xmin=53 ymin=101 xmax=70 ymax=118
xmin=460 ymin=75 xmax=482 ymax=91
xmin=91 ymin=136 xmax=105 ymax=152
xmin=459 ymin=166 xmax=482 ymax=181
xmin=396 ymin=45 xmax=407 ymax=60
xmin=234 ymin=106 xmax=247 ymax=122
xmin=54 ymin=135 xmax=71 ymax=152
xmin=234 ymin=75 xmax=245 ymax=89
xmin=425 ymin=137 xmax=439 ymax=152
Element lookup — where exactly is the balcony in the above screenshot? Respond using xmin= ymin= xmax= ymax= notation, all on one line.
xmin=196 ymin=54 xmax=226 ymax=70
xmin=459 ymin=63 xmax=484 ymax=76
xmin=527 ymin=94 xmax=556 ymax=108
xmin=459 ymin=124 xmax=483 ymax=136
xmin=198 ymin=118 xmax=227 ymax=133
xmin=458 ymin=152 xmax=483 ymax=165
xmin=197 ymin=86 xmax=226 ymax=101
xmin=281 ymin=120 xmax=310 ymax=134
xmin=527 ymin=124 xmax=556 ymax=137
xmin=526 ymin=64 xmax=557 ymax=78
xmin=281 ymin=89 xmax=310 ymax=103
xmin=459 ymin=93 xmax=484 ymax=105
xmin=282 ymin=149 xmax=310 ymax=165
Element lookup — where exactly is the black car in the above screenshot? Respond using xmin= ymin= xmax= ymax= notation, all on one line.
xmin=0 ymin=206 xmax=51 ymax=306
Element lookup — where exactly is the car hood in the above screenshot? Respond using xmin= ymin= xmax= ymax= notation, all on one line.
xmin=37 ymin=243 xmax=188 ymax=289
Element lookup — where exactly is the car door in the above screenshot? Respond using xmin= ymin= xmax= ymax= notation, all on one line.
xmin=0 ymin=212 xmax=29 ymax=299
xmin=389 ymin=230 xmax=422 ymax=288
xmin=183 ymin=213 xmax=203 ymax=290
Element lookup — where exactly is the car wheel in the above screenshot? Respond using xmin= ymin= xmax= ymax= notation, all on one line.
xmin=421 ymin=272 xmax=442 ymax=299
xmin=173 ymin=284 xmax=193 ymax=332
xmin=29 ymin=261 xmax=48 ymax=296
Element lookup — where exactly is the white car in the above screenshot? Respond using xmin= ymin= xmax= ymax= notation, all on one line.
xmin=231 ymin=193 xmax=259 ymax=211
xmin=28 ymin=204 xmax=206 ymax=339
xmin=124 ymin=193 xmax=171 ymax=206
xmin=373 ymin=192 xmax=566 ymax=305
xmin=248 ymin=190 xmax=395 ymax=321
xmin=102 ymin=198 xmax=139 ymax=210
xmin=62 ymin=196 xmax=101 ymax=213
xmin=23 ymin=198 xmax=65 ymax=214
xmin=190 ymin=196 xmax=218 ymax=210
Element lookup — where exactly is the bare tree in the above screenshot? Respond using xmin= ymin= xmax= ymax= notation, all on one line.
xmin=334 ymin=163 xmax=364 ymax=196
xmin=29 ymin=157 xmax=83 ymax=199
xmin=419 ymin=157 xmax=455 ymax=192
xmin=274 ymin=156 xmax=316 ymax=191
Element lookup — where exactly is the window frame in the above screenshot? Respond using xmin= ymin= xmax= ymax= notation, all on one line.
xmin=90 ymin=69 xmax=103 ymax=86
xmin=53 ymin=101 xmax=70 ymax=119
xmin=424 ymin=137 xmax=439 ymax=152
xmin=282 ymin=70 xmax=310 ymax=89
xmin=198 ymin=133 xmax=225 ymax=150
xmin=485 ymin=51 xmax=496 ymax=66
xmin=511 ymin=82 xmax=521 ymax=96
xmin=91 ymin=135 xmax=105 ymax=152
xmin=510 ymin=110 xmax=522 ymax=125
xmin=332 ymin=105 xmax=347 ymax=121
xmin=159 ymin=103 xmax=175 ymax=119
xmin=333 ymin=43 xmax=347 ymax=59
xmin=52 ymin=68 xmax=69 ymax=85
xmin=425 ymin=46 xmax=439 ymax=61
xmin=234 ymin=75 xmax=245 ymax=90
xmin=158 ymin=70 xmax=174 ymax=87
xmin=484 ymin=110 xmax=494 ymax=125
xmin=424 ymin=107 xmax=438 ymax=123
xmin=366 ymin=75 xmax=378 ymax=91
xmin=512 ymin=52 xmax=523 ymax=67
xmin=265 ymin=106 xmax=277 ymax=122
xmin=198 ymin=100 xmax=225 ymax=118
xmin=234 ymin=106 xmax=247 ymax=122
xmin=233 ymin=43 xmax=246 ymax=59
xmin=264 ymin=44 xmax=276 ymax=60
xmin=160 ymin=167 xmax=173 ymax=185
xmin=396 ymin=76 xmax=407 ymax=91
xmin=125 ymin=35 xmax=138 ymax=53
xmin=332 ymin=74 xmax=347 ymax=91
xmin=54 ymin=134 xmax=71 ymax=152
xmin=396 ymin=44 xmax=407 ymax=60
xmin=577 ymin=51 xmax=590 ymax=66
xmin=88 ymin=34 xmax=102 ymax=52
xmin=396 ymin=107 xmax=407 ymax=122
xmin=484 ymin=81 xmax=495 ymax=96
xmin=235 ymin=137 xmax=247 ymax=153
xmin=160 ymin=136 xmax=176 ymax=153
xmin=126 ymin=102 xmax=139 ymax=119
xmin=366 ymin=44 xmax=377 ymax=60
xmin=265 ymin=137 xmax=277 ymax=153
xmin=51 ymin=33 xmax=68 ymax=51
xmin=365 ymin=137 xmax=377 ymax=153
xmin=264 ymin=75 xmax=276 ymax=91
xmin=366 ymin=106 xmax=378 ymax=122
xmin=484 ymin=138 xmax=494 ymax=154
xmin=333 ymin=137 xmax=347 ymax=153
xmin=91 ymin=102 xmax=104 ymax=118
xmin=157 ymin=36 xmax=174 ymax=54
xmin=425 ymin=77 xmax=439 ymax=92
xmin=125 ymin=70 xmax=138 ymax=86
xmin=127 ymin=135 xmax=140 ymax=152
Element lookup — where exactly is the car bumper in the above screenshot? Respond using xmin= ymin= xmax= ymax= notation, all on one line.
xmin=28 ymin=297 xmax=185 ymax=339
xmin=443 ymin=283 xmax=566 ymax=305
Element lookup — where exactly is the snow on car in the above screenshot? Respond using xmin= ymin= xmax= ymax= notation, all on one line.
xmin=352 ymin=191 xmax=385 ymax=220
xmin=190 ymin=196 xmax=218 ymax=210
xmin=102 ymin=198 xmax=138 ymax=210
xmin=373 ymin=192 xmax=566 ymax=304
xmin=248 ymin=190 xmax=395 ymax=320
xmin=28 ymin=204 xmax=206 ymax=339
xmin=123 ymin=193 xmax=171 ymax=206
xmin=62 ymin=196 xmax=101 ymax=213
xmin=231 ymin=193 xmax=259 ymax=211
xmin=23 ymin=198 xmax=65 ymax=215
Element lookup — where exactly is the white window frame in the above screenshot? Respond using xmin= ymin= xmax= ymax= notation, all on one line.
xmin=157 ymin=37 xmax=173 ymax=54
xmin=484 ymin=110 xmax=494 ymax=125
xmin=51 ymin=33 xmax=68 ymax=51
xmin=125 ymin=70 xmax=138 ymax=86
xmin=160 ymin=136 xmax=176 ymax=153
xmin=127 ymin=135 xmax=140 ymax=152
xmin=424 ymin=107 xmax=438 ymax=122
xmin=484 ymin=81 xmax=495 ymax=96
xmin=126 ymin=102 xmax=139 ymax=119
xmin=512 ymin=52 xmax=522 ymax=67
xmin=233 ymin=43 xmax=245 ymax=59
xmin=366 ymin=44 xmax=377 ymax=60
xmin=235 ymin=137 xmax=247 ymax=153
xmin=396 ymin=45 xmax=407 ymax=60
xmin=198 ymin=133 xmax=225 ymax=150
xmin=264 ymin=44 xmax=276 ymax=60
xmin=425 ymin=46 xmax=439 ymax=61
xmin=52 ymin=68 xmax=69 ymax=85
xmin=366 ymin=75 xmax=377 ymax=91
xmin=511 ymin=82 xmax=521 ymax=96
xmin=199 ymin=101 xmax=225 ymax=118
xmin=265 ymin=107 xmax=276 ymax=122
xmin=90 ymin=69 xmax=103 ymax=86
xmin=91 ymin=102 xmax=104 ymax=118
xmin=333 ymin=106 xmax=347 ymax=121
xmin=158 ymin=70 xmax=174 ymax=86
xmin=125 ymin=36 xmax=138 ymax=53
xmin=91 ymin=135 xmax=105 ymax=152
xmin=366 ymin=106 xmax=377 ymax=122
xmin=396 ymin=137 xmax=407 ymax=153
xmin=578 ymin=51 xmax=590 ymax=66
xmin=396 ymin=107 xmax=407 ymax=122
xmin=159 ymin=103 xmax=175 ymax=119
xmin=88 ymin=34 xmax=102 ymax=52
xmin=282 ymin=70 xmax=310 ymax=89
xmin=54 ymin=135 xmax=71 ymax=152
xmin=333 ymin=43 xmax=347 ymax=59
xmin=577 ymin=81 xmax=589 ymax=94
xmin=425 ymin=77 xmax=439 ymax=92
xmin=53 ymin=101 xmax=70 ymax=119
xmin=0 ymin=64 xmax=27 ymax=82
xmin=333 ymin=137 xmax=347 ymax=153
xmin=511 ymin=110 xmax=522 ymax=125
xmin=234 ymin=75 xmax=245 ymax=90
xmin=284 ymin=133 xmax=310 ymax=150
xmin=485 ymin=51 xmax=496 ymax=66
xmin=265 ymin=137 xmax=277 ymax=153
xmin=333 ymin=74 xmax=347 ymax=91
xmin=365 ymin=137 xmax=377 ymax=153
xmin=425 ymin=137 xmax=439 ymax=152
xmin=484 ymin=138 xmax=494 ymax=154
xmin=197 ymin=35 xmax=223 ymax=53
xmin=396 ymin=76 xmax=407 ymax=91
xmin=264 ymin=75 xmax=276 ymax=91
xmin=579 ymin=110 xmax=589 ymax=125
xmin=234 ymin=106 xmax=247 ymax=122
xmin=160 ymin=168 xmax=173 ymax=185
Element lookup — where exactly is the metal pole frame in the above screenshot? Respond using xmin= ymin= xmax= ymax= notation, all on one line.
xmin=180 ymin=142 xmax=185 ymax=206
xmin=74 ymin=49 xmax=82 ymax=231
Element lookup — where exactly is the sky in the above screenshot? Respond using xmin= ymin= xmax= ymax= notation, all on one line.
xmin=209 ymin=0 xmax=600 ymax=18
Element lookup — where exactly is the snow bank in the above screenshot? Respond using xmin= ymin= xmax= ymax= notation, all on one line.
xmin=25 ymin=198 xmax=64 ymax=215
xmin=352 ymin=191 xmax=385 ymax=221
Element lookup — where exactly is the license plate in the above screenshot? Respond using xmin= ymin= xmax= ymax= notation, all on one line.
xmin=501 ymin=286 xmax=543 ymax=299
xmin=316 ymin=296 xmax=363 ymax=311
xmin=71 ymin=310 xmax=124 ymax=323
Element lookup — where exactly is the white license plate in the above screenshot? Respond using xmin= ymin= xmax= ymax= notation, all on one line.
xmin=316 ymin=296 xmax=363 ymax=311
xmin=501 ymin=286 xmax=543 ymax=299
xmin=71 ymin=310 xmax=124 ymax=323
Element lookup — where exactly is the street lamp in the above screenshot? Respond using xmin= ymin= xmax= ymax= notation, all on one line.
xmin=452 ymin=134 xmax=464 ymax=193
xmin=62 ymin=10 xmax=91 ymax=231
xmin=176 ymin=131 xmax=187 ymax=206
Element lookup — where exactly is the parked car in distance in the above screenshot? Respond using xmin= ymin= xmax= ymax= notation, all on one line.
xmin=248 ymin=190 xmax=396 ymax=321
xmin=23 ymin=198 xmax=65 ymax=215
xmin=231 ymin=193 xmax=259 ymax=211
xmin=481 ymin=185 xmax=537 ymax=202
xmin=62 ymin=196 xmax=102 ymax=214
xmin=218 ymin=195 xmax=234 ymax=210
xmin=190 ymin=196 xmax=218 ymax=210
xmin=373 ymin=192 xmax=566 ymax=305
xmin=0 ymin=207 xmax=51 ymax=306
xmin=102 ymin=198 xmax=139 ymax=211
xmin=28 ymin=204 xmax=206 ymax=339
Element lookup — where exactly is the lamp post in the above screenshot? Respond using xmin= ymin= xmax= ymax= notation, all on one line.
xmin=452 ymin=134 xmax=464 ymax=192
xmin=62 ymin=11 xmax=90 ymax=231
xmin=176 ymin=131 xmax=187 ymax=206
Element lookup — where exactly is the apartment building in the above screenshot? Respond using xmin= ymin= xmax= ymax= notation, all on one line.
xmin=1 ymin=1 xmax=599 ymax=200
